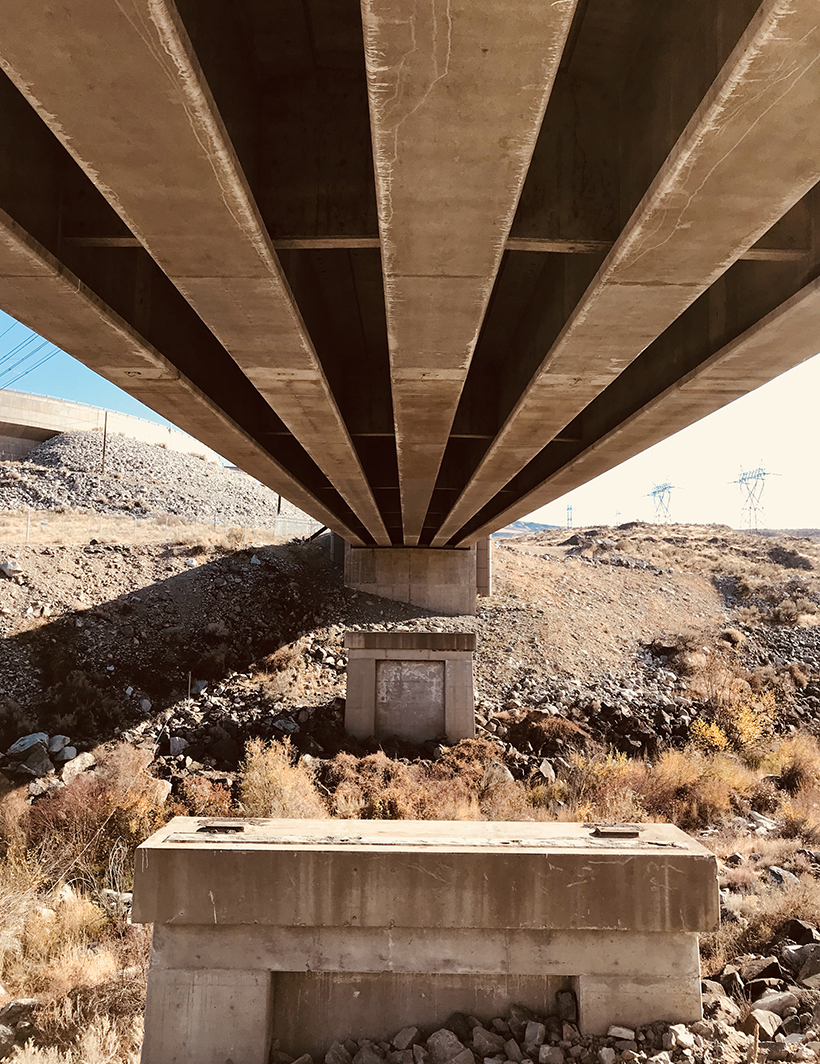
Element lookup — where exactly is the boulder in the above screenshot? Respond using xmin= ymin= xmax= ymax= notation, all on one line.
xmin=539 ymin=1049 xmax=564 ymax=1064
xmin=471 ymin=1029 xmax=505 ymax=1056
xmin=62 ymin=751 xmax=96 ymax=782
xmin=754 ymin=991 xmax=800 ymax=1017
xmin=20 ymin=745 xmax=53 ymax=778
xmin=393 ymin=1030 xmax=419 ymax=1052
xmin=740 ymin=1010 xmax=782 ymax=1039
xmin=6 ymin=733 xmax=48 ymax=757
xmin=426 ymin=1031 xmax=468 ymax=1064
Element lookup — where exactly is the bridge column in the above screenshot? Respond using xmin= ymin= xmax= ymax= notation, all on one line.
xmin=344 ymin=545 xmax=477 ymax=616
xmin=476 ymin=536 xmax=493 ymax=598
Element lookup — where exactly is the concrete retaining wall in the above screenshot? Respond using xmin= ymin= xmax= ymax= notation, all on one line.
xmin=0 ymin=389 xmax=223 ymax=463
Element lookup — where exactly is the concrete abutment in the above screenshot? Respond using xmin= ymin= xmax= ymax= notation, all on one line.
xmin=344 ymin=630 xmax=476 ymax=743
xmin=134 ymin=819 xmax=719 ymax=1064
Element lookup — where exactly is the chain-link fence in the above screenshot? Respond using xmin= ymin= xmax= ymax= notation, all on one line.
xmin=0 ymin=508 xmax=322 ymax=547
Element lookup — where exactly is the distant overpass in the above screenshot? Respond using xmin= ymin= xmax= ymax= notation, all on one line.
xmin=0 ymin=389 xmax=222 ymax=464
xmin=0 ymin=1 xmax=818 ymax=605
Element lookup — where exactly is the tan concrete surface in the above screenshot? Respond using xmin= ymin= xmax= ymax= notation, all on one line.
xmin=142 ymin=968 xmax=272 ymax=1064
xmin=0 ymin=0 xmax=389 ymax=544
xmin=432 ymin=0 xmax=820 ymax=545
xmin=345 ymin=545 xmax=477 ymax=615
xmin=345 ymin=631 xmax=476 ymax=651
xmin=345 ymin=631 xmax=476 ymax=742
xmin=461 ymin=270 xmax=820 ymax=543
xmin=362 ymin=0 xmax=577 ymax=543
xmin=476 ymin=536 xmax=492 ymax=596
xmin=149 ymin=922 xmax=702 ymax=980
xmin=3 ymin=3 xmax=817 ymax=558
xmin=134 ymin=820 xmax=717 ymax=1054
xmin=0 ymin=209 xmax=363 ymax=543
xmin=133 ymin=819 xmax=719 ymax=932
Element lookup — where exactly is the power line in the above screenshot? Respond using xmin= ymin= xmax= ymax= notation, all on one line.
xmin=0 ymin=332 xmax=41 ymax=370
xmin=4 ymin=350 xmax=57 ymax=389
xmin=0 ymin=320 xmax=22 ymax=344
xmin=0 ymin=339 xmax=53 ymax=384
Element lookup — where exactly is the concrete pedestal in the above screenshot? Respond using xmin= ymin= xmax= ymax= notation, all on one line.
xmin=133 ymin=819 xmax=719 ymax=1064
xmin=344 ymin=545 xmax=477 ymax=615
xmin=344 ymin=630 xmax=476 ymax=743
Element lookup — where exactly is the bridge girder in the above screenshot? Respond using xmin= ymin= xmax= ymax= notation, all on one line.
xmin=0 ymin=0 xmax=818 ymax=546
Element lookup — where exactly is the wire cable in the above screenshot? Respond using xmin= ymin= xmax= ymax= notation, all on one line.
xmin=0 ymin=339 xmax=53 ymax=383
xmin=4 ymin=349 xmax=57 ymax=389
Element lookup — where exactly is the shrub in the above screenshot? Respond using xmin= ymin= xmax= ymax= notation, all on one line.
xmin=765 ymin=733 xmax=820 ymax=795
xmin=239 ymin=739 xmax=327 ymax=819
xmin=24 ymin=745 xmax=170 ymax=890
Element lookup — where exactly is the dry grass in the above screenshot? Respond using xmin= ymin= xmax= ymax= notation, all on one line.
xmin=0 ymin=508 xmax=289 ymax=550
xmin=555 ymin=746 xmax=760 ymax=830
xmin=702 ymin=876 xmax=820 ymax=976
xmin=0 ymin=743 xmax=168 ymax=1061
xmin=9 ymin=1015 xmax=141 ymax=1064
xmin=23 ymin=746 xmax=170 ymax=892
xmin=240 ymin=739 xmax=328 ymax=819
xmin=322 ymin=742 xmax=544 ymax=822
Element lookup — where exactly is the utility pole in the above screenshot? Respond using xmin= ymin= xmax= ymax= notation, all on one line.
xmin=647 ymin=482 xmax=676 ymax=523
xmin=733 ymin=467 xmax=776 ymax=532
xmin=101 ymin=410 xmax=108 ymax=476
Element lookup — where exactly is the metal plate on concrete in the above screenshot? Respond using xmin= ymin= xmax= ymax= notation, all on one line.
xmin=375 ymin=659 xmax=444 ymax=742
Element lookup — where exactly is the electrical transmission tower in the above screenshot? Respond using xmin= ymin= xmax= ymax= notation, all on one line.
xmin=733 ymin=467 xmax=776 ymax=532
xmin=566 ymin=505 xmax=573 ymax=529
xmin=647 ymin=482 xmax=676 ymax=523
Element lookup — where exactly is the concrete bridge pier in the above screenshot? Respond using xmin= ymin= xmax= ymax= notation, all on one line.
xmin=340 ymin=538 xmax=493 ymax=617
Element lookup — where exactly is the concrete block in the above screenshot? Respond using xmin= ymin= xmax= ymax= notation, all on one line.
xmin=345 ymin=656 xmax=376 ymax=738
xmin=134 ymin=819 xmax=719 ymax=1058
xmin=476 ymin=536 xmax=493 ymax=596
xmin=376 ymin=659 xmax=446 ymax=742
xmin=141 ymin=967 xmax=272 ymax=1064
xmin=344 ymin=631 xmax=475 ymax=743
xmin=345 ymin=546 xmax=476 ymax=615
xmin=134 ymin=820 xmax=719 ymax=932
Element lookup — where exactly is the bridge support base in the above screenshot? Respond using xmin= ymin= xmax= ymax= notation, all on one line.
xmin=344 ymin=630 xmax=476 ymax=743
xmin=134 ymin=819 xmax=718 ymax=1064
xmin=343 ymin=544 xmax=478 ymax=615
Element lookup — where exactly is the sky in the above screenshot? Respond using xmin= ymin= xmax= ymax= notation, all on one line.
xmin=1 ymin=308 xmax=819 ymax=532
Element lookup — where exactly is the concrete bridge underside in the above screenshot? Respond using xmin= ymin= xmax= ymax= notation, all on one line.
xmin=0 ymin=1 xmax=819 ymax=565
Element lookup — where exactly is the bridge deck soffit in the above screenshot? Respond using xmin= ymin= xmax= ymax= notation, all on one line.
xmin=0 ymin=1 xmax=817 ymax=545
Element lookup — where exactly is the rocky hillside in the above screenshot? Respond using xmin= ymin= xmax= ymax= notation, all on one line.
xmin=0 ymin=430 xmax=315 ymax=527
xmin=0 ymin=522 xmax=819 ymax=788
xmin=1 ymin=522 xmax=820 ymax=1061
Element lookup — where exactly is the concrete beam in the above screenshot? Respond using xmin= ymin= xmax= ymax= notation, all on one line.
xmin=432 ymin=0 xmax=820 ymax=546
xmin=0 ymin=207 xmax=364 ymax=543
xmin=0 ymin=0 xmax=390 ymax=545
xmin=459 ymin=270 xmax=820 ymax=543
xmin=361 ymin=0 xmax=577 ymax=544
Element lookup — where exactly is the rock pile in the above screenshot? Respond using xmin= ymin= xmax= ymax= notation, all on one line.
xmin=0 ymin=430 xmax=317 ymax=529
xmin=0 ymin=998 xmax=37 ymax=1059
xmin=1 ymin=731 xmax=91 ymax=779
xmin=275 ymin=1000 xmax=759 ymax=1064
